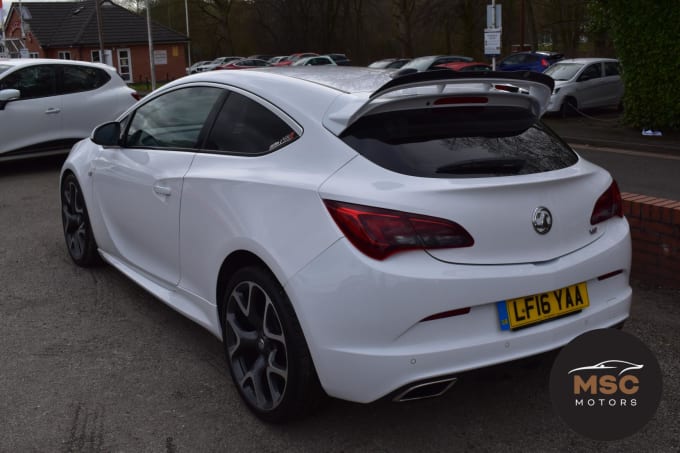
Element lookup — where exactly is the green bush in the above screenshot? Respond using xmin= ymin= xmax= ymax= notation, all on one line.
xmin=590 ymin=1 xmax=680 ymax=130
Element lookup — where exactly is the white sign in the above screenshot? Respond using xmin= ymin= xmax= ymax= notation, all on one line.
xmin=153 ymin=50 xmax=167 ymax=65
xmin=20 ymin=48 xmax=30 ymax=58
xmin=484 ymin=28 xmax=502 ymax=55
xmin=487 ymin=4 xmax=502 ymax=28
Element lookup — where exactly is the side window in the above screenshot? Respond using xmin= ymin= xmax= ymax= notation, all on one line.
xmin=0 ymin=65 xmax=57 ymax=99
xmin=503 ymin=55 xmax=521 ymax=65
xmin=60 ymin=65 xmax=111 ymax=94
xmin=204 ymin=91 xmax=297 ymax=154
xmin=125 ymin=86 xmax=223 ymax=149
xmin=604 ymin=62 xmax=621 ymax=77
xmin=581 ymin=64 xmax=602 ymax=80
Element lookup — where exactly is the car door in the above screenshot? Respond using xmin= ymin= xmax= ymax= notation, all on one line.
xmin=91 ymin=85 xmax=225 ymax=285
xmin=58 ymin=64 xmax=132 ymax=140
xmin=0 ymin=64 xmax=60 ymax=153
xmin=601 ymin=61 xmax=624 ymax=106
xmin=575 ymin=63 xmax=604 ymax=108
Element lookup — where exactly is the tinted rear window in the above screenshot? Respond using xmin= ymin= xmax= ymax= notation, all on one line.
xmin=341 ymin=107 xmax=578 ymax=178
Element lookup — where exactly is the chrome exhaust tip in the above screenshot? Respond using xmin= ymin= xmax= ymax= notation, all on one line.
xmin=392 ymin=377 xmax=458 ymax=402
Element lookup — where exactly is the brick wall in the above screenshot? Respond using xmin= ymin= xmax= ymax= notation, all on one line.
xmin=622 ymin=193 xmax=680 ymax=288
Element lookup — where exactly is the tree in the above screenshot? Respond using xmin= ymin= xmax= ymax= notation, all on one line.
xmin=590 ymin=0 xmax=680 ymax=130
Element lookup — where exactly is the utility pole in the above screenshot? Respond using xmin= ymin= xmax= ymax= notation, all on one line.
xmin=492 ymin=0 xmax=496 ymax=70
xmin=520 ymin=0 xmax=525 ymax=51
xmin=145 ymin=0 xmax=156 ymax=90
xmin=486 ymin=1 xmax=502 ymax=70
xmin=184 ymin=0 xmax=191 ymax=67
xmin=94 ymin=0 xmax=105 ymax=61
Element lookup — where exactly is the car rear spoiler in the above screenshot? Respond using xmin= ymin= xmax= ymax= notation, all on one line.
xmin=323 ymin=70 xmax=555 ymax=135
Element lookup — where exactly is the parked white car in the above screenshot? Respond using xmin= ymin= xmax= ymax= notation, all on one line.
xmin=0 ymin=58 xmax=138 ymax=161
xmin=186 ymin=60 xmax=209 ymax=75
xmin=545 ymin=58 xmax=624 ymax=116
xmin=195 ymin=56 xmax=244 ymax=72
xmin=60 ymin=67 xmax=631 ymax=422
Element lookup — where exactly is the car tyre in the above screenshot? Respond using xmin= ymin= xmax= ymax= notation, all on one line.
xmin=60 ymin=173 xmax=101 ymax=267
xmin=560 ymin=97 xmax=577 ymax=118
xmin=222 ymin=266 xmax=325 ymax=422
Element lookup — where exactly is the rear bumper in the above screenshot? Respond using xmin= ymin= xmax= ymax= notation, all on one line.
xmin=285 ymin=219 xmax=632 ymax=403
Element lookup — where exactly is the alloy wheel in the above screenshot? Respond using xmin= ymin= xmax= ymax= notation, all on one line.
xmin=225 ymin=280 xmax=288 ymax=411
xmin=61 ymin=179 xmax=88 ymax=260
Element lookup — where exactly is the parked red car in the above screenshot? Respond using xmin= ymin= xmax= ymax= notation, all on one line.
xmin=272 ymin=53 xmax=318 ymax=66
xmin=435 ymin=61 xmax=492 ymax=72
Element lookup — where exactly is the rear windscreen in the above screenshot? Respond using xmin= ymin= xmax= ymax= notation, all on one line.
xmin=340 ymin=107 xmax=578 ymax=178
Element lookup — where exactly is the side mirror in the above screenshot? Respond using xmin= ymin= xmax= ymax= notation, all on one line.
xmin=91 ymin=121 xmax=121 ymax=147
xmin=0 ymin=89 xmax=20 ymax=110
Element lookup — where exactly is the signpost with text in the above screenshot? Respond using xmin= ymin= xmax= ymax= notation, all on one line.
xmin=486 ymin=3 xmax=502 ymax=69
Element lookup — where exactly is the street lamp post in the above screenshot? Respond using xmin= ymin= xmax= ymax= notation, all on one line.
xmin=184 ymin=0 xmax=191 ymax=67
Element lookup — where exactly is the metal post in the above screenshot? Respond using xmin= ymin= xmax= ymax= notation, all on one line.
xmin=520 ymin=0 xmax=525 ymax=51
xmin=94 ymin=0 xmax=105 ymax=61
xmin=491 ymin=0 xmax=496 ymax=70
xmin=184 ymin=0 xmax=191 ymax=67
xmin=145 ymin=0 xmax=156 ymax=90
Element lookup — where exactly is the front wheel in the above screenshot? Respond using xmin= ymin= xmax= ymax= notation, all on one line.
xmin=60 ymin=173 xmax=101 ymax=266
xmin=560 ymin=97 xmax=577 ymax=118
xmin=222 ymin=266 xmax=325 ymax=422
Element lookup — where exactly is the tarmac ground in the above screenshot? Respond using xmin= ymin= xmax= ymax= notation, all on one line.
xmin=543 ymin=108 xmax=680 ymax=156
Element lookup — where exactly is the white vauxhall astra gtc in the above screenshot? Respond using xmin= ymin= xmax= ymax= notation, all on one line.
xmin=60 ymin=67 xmax=632 ymax=422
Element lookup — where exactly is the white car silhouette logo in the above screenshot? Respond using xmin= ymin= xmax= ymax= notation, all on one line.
xmin=568 ymin=360 xmax=643 ymax=376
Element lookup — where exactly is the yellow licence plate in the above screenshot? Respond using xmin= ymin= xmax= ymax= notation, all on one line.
xmin=497 ymin=282 xmax=589 ymax=330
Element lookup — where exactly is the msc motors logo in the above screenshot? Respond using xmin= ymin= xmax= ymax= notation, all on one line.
xmin=549 ymin=329 xmax=662 ymax=441
xmin=569 ymin=359 xmax=643 ymax=408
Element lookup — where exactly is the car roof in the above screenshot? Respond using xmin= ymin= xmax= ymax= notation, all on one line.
xmin=554 ymin=58 xmax=618 ymax=64
xmin=0 ymin=58 xmax=121 ymax=79
xmin=0 ymin=58 xmax=115 ymax=70
xmin=250 ymin=66 xmax=393 ymax=93
xmin=166 ymin=67 xmax=554 ymax=136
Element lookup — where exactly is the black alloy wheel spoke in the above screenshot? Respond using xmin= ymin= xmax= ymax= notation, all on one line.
xmin=226 ymin=279 xmax=288 ymax=412
xmin=62 ymin=182 xmax=87 ymax=258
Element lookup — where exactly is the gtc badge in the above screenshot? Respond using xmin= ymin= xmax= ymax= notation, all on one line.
xmin=532 ymin=206 xmax=552 ymax=234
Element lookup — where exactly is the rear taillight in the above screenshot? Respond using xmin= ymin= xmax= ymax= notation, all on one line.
xmin=131 ymin=92 xmax=141 ymax=101
xmin=590 ymin=181 xmax=623 ymax=225
xmin=324 ymin=200 xmax=474 ymax=260
xmin=541 ymin=58 xmax=549 ymax=67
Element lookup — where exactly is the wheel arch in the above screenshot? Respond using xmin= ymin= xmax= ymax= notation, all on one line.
xmin=216 ymin=250 xmax=271 ymax=331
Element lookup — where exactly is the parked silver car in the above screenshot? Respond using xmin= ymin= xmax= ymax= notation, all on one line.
xmin=545 ymin=58 xmax=624 ymax=116
xmin=0 ymin=58 xmax=138 ymax=161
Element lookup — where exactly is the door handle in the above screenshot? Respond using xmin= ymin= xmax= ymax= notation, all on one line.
xmin=153 ymin=184 xmax=172 ymax=196
xmin=45 ymin=107 xmax=61 ymax=114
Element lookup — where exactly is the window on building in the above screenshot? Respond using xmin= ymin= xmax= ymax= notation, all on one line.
xmin=58 ymin=51 xmax=71 ymax=60
xmin=29 ymin=52 xmax=39 ymax=58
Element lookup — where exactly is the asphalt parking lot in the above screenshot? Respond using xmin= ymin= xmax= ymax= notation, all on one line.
xmin=1 ymin=156 xmax=679 ymax=452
